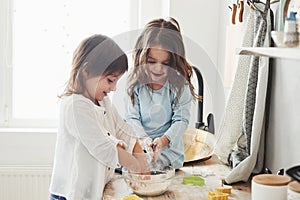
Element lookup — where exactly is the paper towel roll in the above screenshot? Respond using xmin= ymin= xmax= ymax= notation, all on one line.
xmin=251 ymin=174 xmax=291 ymax=200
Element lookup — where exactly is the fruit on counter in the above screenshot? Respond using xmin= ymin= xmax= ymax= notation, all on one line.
xmin=182 ymin=176 xmax=205 ymax=186
xmin=122 ymin=194 xmax=143 ymax=200
xmin=208 ymin=191 xmax=229 ymax=200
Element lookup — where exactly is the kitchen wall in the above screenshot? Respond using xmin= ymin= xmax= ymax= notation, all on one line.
xmin=265 ymin=58 xmax=300 ymax=172
xmin=169 ymin=0 xmax=225 ymax=129
xmin=0 ymin=129 xmax=56 ymax=165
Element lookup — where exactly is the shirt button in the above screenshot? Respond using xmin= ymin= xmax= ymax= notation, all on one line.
xmin=107 ymin=132 xmax=110 ymax=136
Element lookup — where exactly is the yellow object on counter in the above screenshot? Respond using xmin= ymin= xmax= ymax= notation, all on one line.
xmin=215 ymin=185 xmax=232 ymax=194
xmin=122 ymin=194 xmax=143 ymax=200
xmin=208 ymin=191 xmax=229 ymax=200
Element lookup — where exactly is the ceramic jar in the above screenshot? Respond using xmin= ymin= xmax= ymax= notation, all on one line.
xmin=288 ymin=181 xmax=300 ymax=200
xmin=252 ymin=174 xmax=291 ymax=200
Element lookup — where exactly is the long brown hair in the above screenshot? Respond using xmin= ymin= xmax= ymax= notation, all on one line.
xmin=127 ymin=17 xmax=201 ymax=105
xmin=59 ymin=34 xmax=128 ymax=98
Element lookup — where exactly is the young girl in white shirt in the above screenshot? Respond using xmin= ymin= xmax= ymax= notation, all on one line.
xmin=49 ymin=34 xmax=148 ymax=200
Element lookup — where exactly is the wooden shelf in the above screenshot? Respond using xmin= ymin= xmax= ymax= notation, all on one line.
xmin=236 ymin=47 xmax=300 ymax=60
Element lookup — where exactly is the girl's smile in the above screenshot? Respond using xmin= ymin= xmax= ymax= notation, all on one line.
xmin=151 ymin=71 xmax=165 ymax=77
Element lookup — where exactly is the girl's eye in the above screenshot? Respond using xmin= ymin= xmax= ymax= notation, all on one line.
xmin=147 ymin=60 xmax=169 ymax=66
xmin=147 ymin=60 xmax=156 ymax=64
xmin=108 ymin=79 xmax=113 ymax=83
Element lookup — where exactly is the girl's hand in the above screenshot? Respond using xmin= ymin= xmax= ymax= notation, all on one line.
xmin=133 ymin=139 xmax=150 ymax=173
xmin=139 ymin=136 xmax=154 ymax=156
xmin=117 ymin=141 xmax=128 ymax=150
xmin=150 ymin=138 xmax=162 ymax=163
xmin=139 ymin=137 xmax=152 ymax=149
xmin=150 ymin=136 xmax=169 ymax=163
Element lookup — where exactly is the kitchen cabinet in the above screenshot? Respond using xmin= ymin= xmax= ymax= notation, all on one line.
xmin=237 ymin=47 xmax=300 ymax=173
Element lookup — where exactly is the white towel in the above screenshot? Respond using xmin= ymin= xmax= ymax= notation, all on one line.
xmin=215 ymin=6 xmax=271 ymax=184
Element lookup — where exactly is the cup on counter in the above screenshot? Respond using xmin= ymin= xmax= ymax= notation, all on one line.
xmin=251 ymin=174 xmax=291 ymax=200
xmin=288 ymin=181 xmax=300 ymax=200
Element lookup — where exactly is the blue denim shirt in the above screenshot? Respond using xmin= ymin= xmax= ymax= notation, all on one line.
xmin=125 ymin=81 xmax=192 ymax=169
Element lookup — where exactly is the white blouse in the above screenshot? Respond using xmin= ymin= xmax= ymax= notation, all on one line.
xmin=49 ymin=94 xmax=137 ymax=200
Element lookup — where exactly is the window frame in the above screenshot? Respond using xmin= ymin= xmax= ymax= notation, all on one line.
xmin=0 ymin=0 xmax=13 ymax=127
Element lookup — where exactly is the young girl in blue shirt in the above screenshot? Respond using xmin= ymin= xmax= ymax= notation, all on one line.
xmin=49 ymin=34 xmax=148 ymax=200
xmin=126 ymin=18 xmax=201 ymax=169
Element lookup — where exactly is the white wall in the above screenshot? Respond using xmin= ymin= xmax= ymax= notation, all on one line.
xmin=169 ymin=0 xmax=226 ymax=130
xmin=0 ymin=1 xmax=227 ymax=165
xmin=0 ymin=130 xmax=56 ymax=165
xmin=265 ymin=59 xmax=300 ymax=172
xmin=169 ymin=0 xmax=220 ymax=65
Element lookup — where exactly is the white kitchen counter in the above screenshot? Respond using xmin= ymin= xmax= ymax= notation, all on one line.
xmin=103 ymin=155 xmax=251 ymax=199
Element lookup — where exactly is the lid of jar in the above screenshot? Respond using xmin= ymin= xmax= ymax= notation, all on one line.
xmin=252 ymin=174 xmax=291 ymax=186
xmin=288 ymin=181 xmax=300 ymax=193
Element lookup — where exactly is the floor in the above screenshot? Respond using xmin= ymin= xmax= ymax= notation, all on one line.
xmin=103 ymin=155 xmax=251 ymax=200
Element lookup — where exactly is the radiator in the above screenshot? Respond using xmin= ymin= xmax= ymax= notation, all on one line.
xmin=0 ymin=166 xmax=52 ymax=200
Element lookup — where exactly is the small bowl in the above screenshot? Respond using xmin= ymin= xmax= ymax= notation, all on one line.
xmin=122 ymin=166 xmax=175 ymax=196
xmin=271 ymin=31 xmax=285 ymax=47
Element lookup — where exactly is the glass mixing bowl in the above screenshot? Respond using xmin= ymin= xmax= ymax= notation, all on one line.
xmin=122 ymin=166 xmax=175 ymax=196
